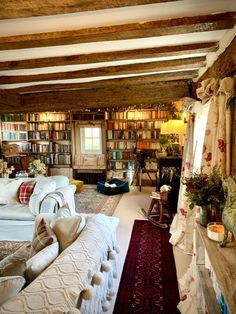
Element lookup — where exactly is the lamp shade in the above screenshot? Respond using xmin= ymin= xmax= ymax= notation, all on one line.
xmin=160 ymin=122 xmax=168 ymax=134
xmin=164 ymin=120 xmax=187 ymax=135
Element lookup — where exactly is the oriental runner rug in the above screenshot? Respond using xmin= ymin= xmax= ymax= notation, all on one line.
xmin=74 ymin=184 xmax=122 ymax=216
xmin=113 ymin=220 xmax=180 ymax=314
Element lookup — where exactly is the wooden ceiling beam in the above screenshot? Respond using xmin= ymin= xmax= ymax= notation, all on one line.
xmin=0 ymin=0 xmax=179 ymax=19
xmin=0 ymin=57 xmax=205 ymax=84
xmin=199 ymin=35 xmax=236 ymax=81
xmin=0 ymin=42 xmax=218 ymax=71
xmin=0 ymin=90 xmax=21 ymax=107
xmin=19 ymin=81 xmax=190 ymax=112
xmin=7 ymin=70 xmax=197 ymax=94
xmin=0 ymin=13 xmax=235 ymax=50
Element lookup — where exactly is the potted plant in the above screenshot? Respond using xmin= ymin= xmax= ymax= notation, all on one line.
xmin=28 ymin=159 xmax=47 ymax=177
xmin=182 ymin=167 xmax=226 ymax=226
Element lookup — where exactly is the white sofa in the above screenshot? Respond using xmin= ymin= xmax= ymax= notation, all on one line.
xmin=0 ymin=175 xmax=76 ymax=241
xmin=0 ymin=213 xmax=120 ymax=314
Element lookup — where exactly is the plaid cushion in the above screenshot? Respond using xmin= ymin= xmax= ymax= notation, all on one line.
xmin=18 ymin=181 xmax=36 ymax=204
xmin=29 ymin=218 xmax=57 ymax=258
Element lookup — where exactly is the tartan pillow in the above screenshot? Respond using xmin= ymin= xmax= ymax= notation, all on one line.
xmin=18 ymin=181 xmax=36 ymax=204
xmin=29 ymin=218 xmax=57 ymax=258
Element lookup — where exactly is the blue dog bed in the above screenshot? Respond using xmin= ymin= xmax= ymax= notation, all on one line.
xmin=97 ymin=178 xmax=129 ymax=195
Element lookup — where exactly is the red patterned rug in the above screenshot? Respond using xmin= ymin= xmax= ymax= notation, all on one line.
xmin=113 ymin=220 xmax=180 ymax=314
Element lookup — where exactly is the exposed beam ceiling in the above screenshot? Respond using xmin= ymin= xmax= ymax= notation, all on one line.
xmin=0 ymin=0 xmax=236 ymax=113
xmin=0 ymin=0 xmax=179 ymax=19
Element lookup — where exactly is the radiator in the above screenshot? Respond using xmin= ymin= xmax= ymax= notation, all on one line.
xmin=75 ymin=170 xmax=106 ymax=184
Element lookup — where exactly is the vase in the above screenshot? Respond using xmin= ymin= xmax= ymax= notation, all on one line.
xmin=200 ymin=205 xmax=211 ymax=227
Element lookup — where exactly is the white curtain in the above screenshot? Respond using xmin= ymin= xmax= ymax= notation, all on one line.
xmin=169 ymin=100 xmax=209 ymax=254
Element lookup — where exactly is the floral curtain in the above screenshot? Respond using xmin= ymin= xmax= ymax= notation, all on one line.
xmin=197 ymin=77 xmax=235 ymax=176
xmin=170 ymin=77 xmax=235 ymax=313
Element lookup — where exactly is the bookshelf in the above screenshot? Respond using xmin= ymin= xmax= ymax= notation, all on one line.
xmin=105 ymin=110 xmax=169 ymax=182
xmin=0 ymin=114 xmax=29 ymax=169
xmin=27 ymin=112 xmax=72 ymax=170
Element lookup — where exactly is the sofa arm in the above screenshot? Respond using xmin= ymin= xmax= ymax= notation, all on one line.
xmin=40 ymin=184 xmax=76 ymax=215
xmin=40 ymin=196 xmax=58 ymax=214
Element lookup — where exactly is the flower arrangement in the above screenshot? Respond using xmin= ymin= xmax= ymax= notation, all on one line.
xmin=0 ymin=159 xmax=15 ymax=177
xmin=182 ymin=167 xmax=226 ymax=210
xmin=28 ymin=159 xmax=46 ymax=176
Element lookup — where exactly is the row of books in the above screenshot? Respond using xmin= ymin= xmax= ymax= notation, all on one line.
xmin=107 ymin=130 xmax=136 ymax=140
xmin=2 ymin=123 xmax=27 ymax=132
xmin=107 ymin=141 xmax=136 ymax=150
xmin=28 ymin=122 xmax=71 ymax=131
xmin=28 ymin=113 xmax=70 ymax=122
xmin=136 ymin=141 xmax=161 ymax=150
xmin=31 ymin=153 xmax=71 ymax=165
xmin=108 ymin=151 xmax=135 ymax=160
xmin=0 ymin=114 xmax=26 ymax=122
xmin=136 ymin=130 xmax=160 ymax=140
xmin=105 ymin=110 xmax=169 ymax=120
xmin=49 ymin=153 xmax=71 ymax=165
xmin=107 ymin=161 xmax=135 ymax=170
xmin=2 ymin=132 xmax=27 ymax=141
xmin=106 ymin=120 xmax=164 ymax=130
xmin=28 ymin=131 xmax=71 ymax=141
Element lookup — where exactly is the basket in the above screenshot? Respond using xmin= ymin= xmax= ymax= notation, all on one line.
xmin=97 ymin=178 xmax=129 ymax=195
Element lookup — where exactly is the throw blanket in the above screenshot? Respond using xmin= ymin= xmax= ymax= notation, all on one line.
xmin=47 ymin=191 xmax=66 ymax=209
xmin=44 ymin=185 xmax=76 ymax=215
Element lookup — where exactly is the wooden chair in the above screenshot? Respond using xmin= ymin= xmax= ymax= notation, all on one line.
xmin=20 ymin=156 xmax=34 ymax=172
xmin=141 ymin=191 xmax=173 ymax=228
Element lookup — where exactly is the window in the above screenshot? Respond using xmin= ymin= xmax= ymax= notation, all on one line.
xmin=80 ymin=126 xmax=102 ymax=154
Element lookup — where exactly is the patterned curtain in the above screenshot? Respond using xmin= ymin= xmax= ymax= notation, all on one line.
xmin=197 ymin=77 xmax=235 ymax=176
xmin=171 ymin=77 xmax=235 ymax=313
xmin=169 ymin=100 xmax=209 ymax=254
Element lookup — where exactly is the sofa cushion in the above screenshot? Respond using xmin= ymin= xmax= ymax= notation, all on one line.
xmin=0 ymin=276 xmax=25 ymax=306
xmin=0 ymin=204 xmax=35 ymax=221
xmin=26 ymin=242 xmax=59 ymax=283
xmin=52 ymin=215 xmax=86 ymax=252
xmin=18 ymin=181 xmax=36 ymax=204
xmin=29 ymin=177 xmax=56 ymax=215
xmin=0 ymin=259 xmax=26 ymax=277
xmin=29 ymin=218 xmax=57 ymax=258
xmin=0 ymin=179 xmax=23 ymax=205
xmin=50 ymin=175 xmax=69 ymax=189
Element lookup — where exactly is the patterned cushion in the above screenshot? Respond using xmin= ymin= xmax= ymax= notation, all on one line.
xmin=18 ymin=181 xmax=36 ymax=204
xmin=29 ymin=218 xmax=57 ymax=258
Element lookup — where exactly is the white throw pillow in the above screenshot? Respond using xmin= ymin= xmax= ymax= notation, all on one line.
xmin=50 ymin=175 xmax=69 ymax=189
xmin=26 ymin=242 xmax=59 ymax=283
xmin=52 ymin=215 xmax=86 ymax=252
xmin=29 ymin=177 xmax=56 ymax=215
xmin=0 ymin=179 xmax=23 ymax=205
xmin=0 ymin=276 xmax=25 ymax=305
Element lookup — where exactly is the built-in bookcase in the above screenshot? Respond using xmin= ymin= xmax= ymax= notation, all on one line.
xmin=0 ymin=114 xmax=28 ymax=169
xmin=105 ymin=110 xmax=169 ymax=181
xmin=27 ymin=112 xmax=72 ymax=167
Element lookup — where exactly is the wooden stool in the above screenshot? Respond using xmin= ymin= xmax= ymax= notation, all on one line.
xmin=141 ymin=191 xmax=173 ymax=228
